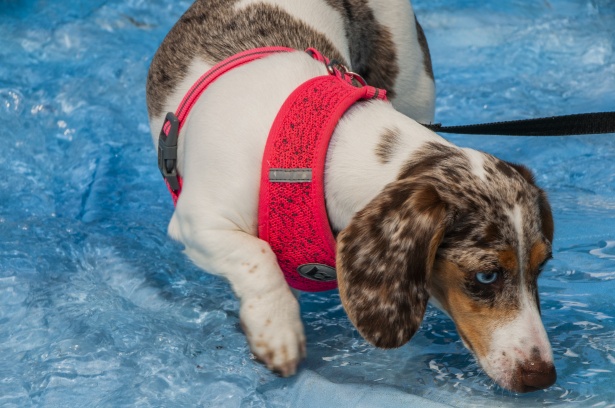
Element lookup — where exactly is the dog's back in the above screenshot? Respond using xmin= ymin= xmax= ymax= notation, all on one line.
xmin=146 ymin=0 xmax=435 ymax=125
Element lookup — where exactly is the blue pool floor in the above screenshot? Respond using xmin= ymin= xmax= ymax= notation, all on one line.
xmin=1 ymin=0 xmax=615 ymax=406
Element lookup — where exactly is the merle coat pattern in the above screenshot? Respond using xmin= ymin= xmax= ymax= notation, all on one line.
xmin=146 ymin=0 xmax=556 ymax=392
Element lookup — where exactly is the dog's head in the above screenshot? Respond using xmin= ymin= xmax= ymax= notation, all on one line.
xmin=336 ymin=142 xmax=555 ymax=392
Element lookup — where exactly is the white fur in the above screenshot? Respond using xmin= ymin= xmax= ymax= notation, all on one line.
xmin=462 ymin=147 xmax=487 ymax=181
xmin=485 ymin=291 xmax=553 ymax=389
xmin=510 ymin=204 xmax=526 ymax=262
xmin=149 ymin=57 xmax=214 ymax=169
xmin=326 ymin=101 xmax=451 ymax=231
xmin=367 ymin=0 xmax=435 ymax=122
xmin=479 ymin=204 xmax=553 ymax=389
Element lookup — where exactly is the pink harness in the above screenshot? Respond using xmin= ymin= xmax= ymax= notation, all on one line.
xmin=158 ymin=47 xmax=387 ymax=292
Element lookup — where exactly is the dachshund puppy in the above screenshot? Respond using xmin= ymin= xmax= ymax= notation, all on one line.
xmin=146 ymin=0 xmax=556 ymax=393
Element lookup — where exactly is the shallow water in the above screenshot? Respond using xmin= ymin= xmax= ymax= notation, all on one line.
xmin=1 ymin=0 xmax=614 ymax=406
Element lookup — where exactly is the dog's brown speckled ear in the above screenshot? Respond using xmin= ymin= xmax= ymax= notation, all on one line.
xmin=336 ymin=178 xmax=450 ymax=348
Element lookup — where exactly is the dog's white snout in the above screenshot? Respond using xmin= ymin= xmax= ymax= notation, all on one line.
xmin=482 ymin=301 xmax=555 ymax=392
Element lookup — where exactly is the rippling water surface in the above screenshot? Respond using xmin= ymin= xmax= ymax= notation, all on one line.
xmin=1 ymin=0 xmax=614 ymax=406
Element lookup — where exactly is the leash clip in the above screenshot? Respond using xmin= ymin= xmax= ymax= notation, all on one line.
xmin=158 ymin=112 xmax=180 ymax=192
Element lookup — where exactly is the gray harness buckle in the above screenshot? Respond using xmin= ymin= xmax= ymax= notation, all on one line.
xmin=297 ymin=263 xmax=337 ymax=282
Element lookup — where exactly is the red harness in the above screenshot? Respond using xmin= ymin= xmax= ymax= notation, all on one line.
xmin=158 ymin=47 xmax=387 ymax=292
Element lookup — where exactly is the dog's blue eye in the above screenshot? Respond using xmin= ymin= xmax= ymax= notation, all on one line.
xmin=476 ymin=272 xmax=498 ymax=284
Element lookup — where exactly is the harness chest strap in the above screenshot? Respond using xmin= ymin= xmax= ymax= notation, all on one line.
xmin=258 ymin=71 xmax=387 ymax=292
xmin=158 ymin=46 xmax=296 ymax=204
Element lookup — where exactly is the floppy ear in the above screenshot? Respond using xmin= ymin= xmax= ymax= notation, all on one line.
xmin=537 ymin=189 xmax=554 ymax=242
xmin=336 ymin=178 xmax=450 ymax=348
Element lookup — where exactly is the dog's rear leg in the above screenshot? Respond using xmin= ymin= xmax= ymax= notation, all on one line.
xmin=175 ymin=223 xmax=306 ymax=376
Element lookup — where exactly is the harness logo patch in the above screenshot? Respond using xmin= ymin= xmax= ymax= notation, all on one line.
xmin=297 ymin=264 xmax=337 ymax=282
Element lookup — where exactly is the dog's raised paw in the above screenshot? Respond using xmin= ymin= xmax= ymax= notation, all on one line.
xmin=240 ymin=289 xmax=306 ymax=376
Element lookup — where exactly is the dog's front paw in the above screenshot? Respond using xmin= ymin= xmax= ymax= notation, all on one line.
xmin=240 ymin=288 xmax=306 ymax=377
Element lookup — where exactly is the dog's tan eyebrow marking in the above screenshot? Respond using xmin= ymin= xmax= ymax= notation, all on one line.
xmin=529 ymin=240 xmax=551 ymax=275
xmin=375 ymin=127 xmax=401 ymax=164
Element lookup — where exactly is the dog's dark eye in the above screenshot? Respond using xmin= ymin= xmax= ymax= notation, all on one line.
xmin=476 ymin=271 xmax=498 ymax=284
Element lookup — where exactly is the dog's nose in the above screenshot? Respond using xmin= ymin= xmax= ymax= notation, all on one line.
xmin=519 ymin=360 xmax=557 ymax=392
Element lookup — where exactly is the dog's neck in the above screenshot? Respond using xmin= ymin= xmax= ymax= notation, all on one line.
xmin=325 ymin=100 xmax=453 ymax=232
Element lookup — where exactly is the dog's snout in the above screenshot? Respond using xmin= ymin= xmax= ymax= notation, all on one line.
xmin=517 ymin=360 xmax=557 ymax=392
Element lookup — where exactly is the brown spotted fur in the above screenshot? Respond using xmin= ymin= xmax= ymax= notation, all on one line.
xmin=323 ymin=0 xmax=400 ymax=99
xmin=146 ymin=0 xmax=418 ymax=117
xmin=414 ymin=17 xmax=433 ymax=80
xmin=337 ymin=177 xmax=450 ymax=348
xmin=375 ymin=127 xmax=401 ymax=164
xmin=337 ymin=142 xmax=554 ymax=352
xmin=147 ymin=0 xmax=346 ymax=118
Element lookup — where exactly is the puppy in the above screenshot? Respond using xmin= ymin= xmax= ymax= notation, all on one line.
xmin=146 ymin=0 xmax=556 ymax=393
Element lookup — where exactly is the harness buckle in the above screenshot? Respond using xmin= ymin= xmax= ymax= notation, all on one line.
xmin=158 ymin=112 xmax=180 ymax=192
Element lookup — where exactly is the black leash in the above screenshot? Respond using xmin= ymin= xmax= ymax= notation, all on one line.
xmin=424 ymin=111 xmax=615 ymax=136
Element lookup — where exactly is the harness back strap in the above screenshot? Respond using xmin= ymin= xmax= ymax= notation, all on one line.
xmin=258 ymin=72 xmax=386 ymax=292
xmin=158 ymin=46 xmax=295 ymax=205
